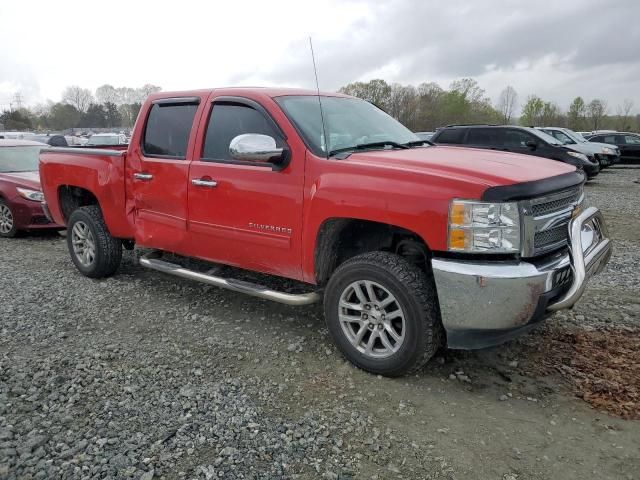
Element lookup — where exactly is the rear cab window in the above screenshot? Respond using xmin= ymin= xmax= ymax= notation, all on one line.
xmin=142 ymin=100 xmax=199 ymax=159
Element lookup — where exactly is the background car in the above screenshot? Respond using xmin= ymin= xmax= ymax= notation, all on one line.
xmin=0 ymin=139 xmax=62 ymax=237
xmin=537 ymin=127 xmax=620 ymax=168
xmin=22 ymin=133 xmax=69 ymax=147
xmin=431 ymin=125 xmax=601 ymax=178
xmin=587 ymin=132 xmax=640 ymax=163
xmin=86 ymin=133 xmax=128 ymax=146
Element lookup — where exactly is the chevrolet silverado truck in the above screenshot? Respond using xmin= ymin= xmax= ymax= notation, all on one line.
xmin=39 ymin=88 xmax=612 ymax=376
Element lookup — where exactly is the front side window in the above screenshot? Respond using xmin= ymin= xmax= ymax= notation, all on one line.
xmin=624 ymin=135 xmax=640 ymax=144
xmin=275 ymin=95 xmax=419 ymax=155
xmin=546 ymin=130 xmax=574 ymax=144
xmin=142 ymin=103 xmax=198 ymax=158
xmin=602 ymin=135 xmax=617 ymax=144
xmin=0 ymin=146 xmax=44 ymax=172
xmin=504 ymin=130 xmax=535 ymax=148
xmin=202 ymin=103 xmax=282 ymax=161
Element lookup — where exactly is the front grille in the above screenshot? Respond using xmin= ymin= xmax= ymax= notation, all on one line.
xmin=530 ymin=190 xmax=581 ymax=216
xmin=31 ymin=216 xmax=51 ymax=225
xmin=522 ymin=186 xmax=583 ymax=257
xmin=534 ymin=224 xmax=568 ymax=249
xmin=552 ymin=266 xmax=573 ymax=288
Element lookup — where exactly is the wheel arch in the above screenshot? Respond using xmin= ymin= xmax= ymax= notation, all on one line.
xmin=314 ymin=217 xmax=432 ymax=286
xmin=57 ymin=185 xmax=100 ymax=223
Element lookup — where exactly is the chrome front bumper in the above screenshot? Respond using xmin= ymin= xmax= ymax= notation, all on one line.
xmin=432 ymin=207 xmax=612 ymax=349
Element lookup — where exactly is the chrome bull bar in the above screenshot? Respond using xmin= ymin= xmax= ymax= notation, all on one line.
xmin=547 ymin=206 xmax=612 ymax=311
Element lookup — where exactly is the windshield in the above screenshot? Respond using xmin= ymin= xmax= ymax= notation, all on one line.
xmin=87 ymin=135 xmax=119 ymax=146
xmin=525 ymin=127 xmax=564 ymax=146
xmin=275 ymin=96 xmax=419 ymax=156
xmin=545 ymin=129 xmax=575 ymax=145
xmin=562 ymin=129 xmax=587 ymax=143
xmin=0 ymin=146 xmax=44 ymax=172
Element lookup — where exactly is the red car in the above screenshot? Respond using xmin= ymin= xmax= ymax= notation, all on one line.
xmin=0 ymin=139 xmax=63 ymax=237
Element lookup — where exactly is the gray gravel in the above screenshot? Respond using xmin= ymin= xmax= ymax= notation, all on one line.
xmin=1 ymin=165 xmax=639 ymax=480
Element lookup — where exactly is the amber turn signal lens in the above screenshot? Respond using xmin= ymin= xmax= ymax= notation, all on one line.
xmin=449 ymin=228 xmax=466 ymax=250
xmin=450 ymin=203 xmax=466 ymax=225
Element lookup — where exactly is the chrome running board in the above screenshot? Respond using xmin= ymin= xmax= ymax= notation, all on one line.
xmin=139 ymin=252 xmax=321 ymax=306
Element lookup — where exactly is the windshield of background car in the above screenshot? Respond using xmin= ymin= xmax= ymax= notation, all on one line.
xmin=275 ymin=95 xmax=419 ymax=156
xmin=0 ymin=146 xmax=44 ymax=172
xmin=526 ymin=127 xmax=563 ymax=145
xmin=562 ymin=129 xmax=587 ymax=143
xmin=87 ymin=136 xmax=119 ymax=145
xmin=545 ymin=129 xmax=575 ymax=144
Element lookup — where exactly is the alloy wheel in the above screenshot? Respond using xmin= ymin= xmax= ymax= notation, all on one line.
xmin=71 ymin=221 xmax=96 ymax=267
xmin=338 ymin=280 xmax=406 ymax=358
xmin=0 ymin=204 xmax=14 ymax=234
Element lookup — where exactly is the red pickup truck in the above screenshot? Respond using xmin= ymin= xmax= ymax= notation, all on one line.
xmin=39 ymin=88 xmax=612 ymax=376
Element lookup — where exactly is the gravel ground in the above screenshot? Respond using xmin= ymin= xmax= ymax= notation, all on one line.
xmin=1 ymin=166 xmax=639 ymax=480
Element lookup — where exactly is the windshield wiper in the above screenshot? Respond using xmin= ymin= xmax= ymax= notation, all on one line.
xmin=329 ymin=141 xmax=410 ymax=157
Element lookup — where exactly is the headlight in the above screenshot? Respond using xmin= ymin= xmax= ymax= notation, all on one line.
xmin=16 ymin=187 xmax=45 ymax=202
xmin=601 ymin=147 xmax=614 ymax=155
xmin=448 ymin=200 xmax=520 ymax=253
xmin=567 ymin=151 xmax=589 ymax=162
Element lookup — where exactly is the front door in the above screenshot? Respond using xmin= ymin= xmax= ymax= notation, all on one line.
xmin=185 ymin=95 xmax=305 ymax=280
xmin=620 ymin=134 xmax=640 ymax=161
xmin=128 ymin=96 xmax=203 ymax=252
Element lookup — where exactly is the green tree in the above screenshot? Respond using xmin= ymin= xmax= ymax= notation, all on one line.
xmin=339 ymin=79 xmax=392 ymax=111
xmin=82 ymin=103 xmax=107 ymax=127
xmin=0 ymin=109 xmax=33 ymax=130
xmin=520 ymin=96 xmax=545 ymax=126
xmin=587 ymin=99 xmax=608 ymax=130
xmin=567 ymin=97 xmax=586 ymax=130
xmin=48 ymin=103 xmax=80 ymax=130
xmin=104 ymin=102 xmax=121 ymax=127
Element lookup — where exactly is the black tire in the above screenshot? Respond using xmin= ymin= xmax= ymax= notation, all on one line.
xmin=67 ymin=205 xmax=122 ymax=278
xmin=324 ymin=251 xmax=442 ymax=377
xmin=0 ymin=199 xmax=19 ymax=238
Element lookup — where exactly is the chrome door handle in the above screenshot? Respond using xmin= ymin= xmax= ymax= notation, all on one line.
xmin=134 ymin=173 xmax=153 ymax=181
xmin=191 ymin=178 xmax=218 ymax=188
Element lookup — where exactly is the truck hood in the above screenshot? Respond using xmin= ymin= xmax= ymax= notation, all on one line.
xmin=344 ymin=145 xmax=575 ymax=188
xmin=0 ymin=171 xmax=42 ymax=190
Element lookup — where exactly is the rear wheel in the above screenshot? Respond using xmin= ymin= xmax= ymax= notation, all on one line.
xmin=0 ymin=200 xmax=18 ymax=238
xmin=67 ymin=205 xmax=122 ymax=278
xmin=324 ymin=252 xmax=442 ymax=377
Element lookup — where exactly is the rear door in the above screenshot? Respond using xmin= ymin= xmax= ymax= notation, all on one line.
xmin=185 ymin=95 xmax=305 ymax=280
xmin=128 ymin=96 xmax=203 ymax=252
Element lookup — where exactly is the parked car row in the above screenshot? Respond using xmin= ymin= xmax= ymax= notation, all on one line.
xmin=2 ymin=89 xmax=613 ymax=377
xmin=583 ymin=131 xmax=640 ymax=163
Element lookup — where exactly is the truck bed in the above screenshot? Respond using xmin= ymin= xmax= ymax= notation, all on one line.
xmin=39 ymin=147 xmax=134 ymax=238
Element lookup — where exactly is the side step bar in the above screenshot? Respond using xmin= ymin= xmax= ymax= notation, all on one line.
xmin=139 ymin=252 xmax=322 ymax=306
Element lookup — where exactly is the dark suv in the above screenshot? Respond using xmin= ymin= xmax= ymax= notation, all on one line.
xmin=587 ymin=132 xmax=640 ymax=163
xmin=431 ymin=125 xmax=600 ymax=178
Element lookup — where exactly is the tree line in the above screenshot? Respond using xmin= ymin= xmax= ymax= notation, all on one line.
xmin=338 ymin=79 xmax=638 ymax=132
xmin=1 ymin=79 xmax=638 ymax=133
xmin=0 ymin=84 xmax=161 ymax=132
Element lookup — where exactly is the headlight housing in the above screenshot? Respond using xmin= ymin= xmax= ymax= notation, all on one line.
xmin=448 ymin=200 xmax=520 ymax=253
xmin=16 ymin=187 xmax=45 ymax=202
xmin=601 ymin=147 xmax=614 ymax=155
xmin=567 ymin=151 xmax=589 ymax=162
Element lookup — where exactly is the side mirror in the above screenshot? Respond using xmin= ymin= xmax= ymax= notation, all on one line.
xmin=229 ymin=134 xmax=284 ymax=163
xmin=525 ymin=139 xmax=538 ymax=150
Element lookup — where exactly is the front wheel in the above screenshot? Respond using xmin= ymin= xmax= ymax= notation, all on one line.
xmin=67 ymin=205 xmax=122 ymax=278
xmin=324 ymin=252 xmax=442 ymax=377
xmin=0 ymin=200 xmax=18 ymax=238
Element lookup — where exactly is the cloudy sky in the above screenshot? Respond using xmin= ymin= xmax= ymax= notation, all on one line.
xmin=1 ymin=0 xmax=638 ymax=113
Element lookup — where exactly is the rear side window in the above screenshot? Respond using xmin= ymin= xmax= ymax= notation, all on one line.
xmin=466 ymin=128 xmax=502 ymax=146
xmin=623 ymin=135 xmax=640 ymax=144
xmin=602 ymin=135 xmax=617 ymax=144
xmin=434 ymin=128 xmax=466 ymax=144
xmin=142 ymin=103 xmax=198 ymax=158
xmin=202 ymin=103 xmax=283 ymax=161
